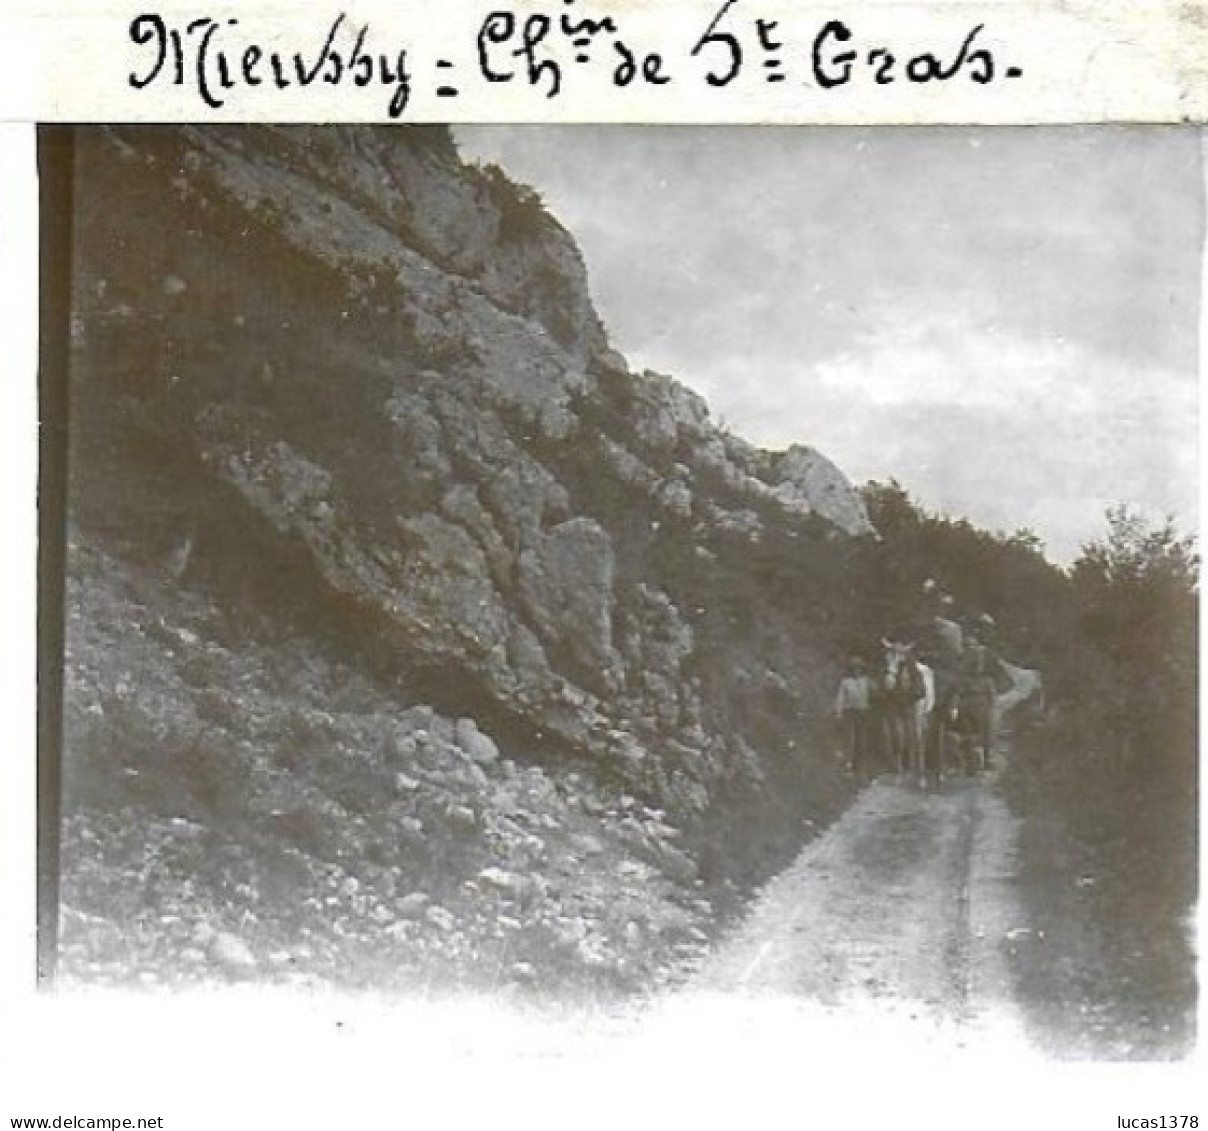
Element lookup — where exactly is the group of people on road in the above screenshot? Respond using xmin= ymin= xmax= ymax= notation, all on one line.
xmin=834 ymin=581 xmax=1011 ymax=787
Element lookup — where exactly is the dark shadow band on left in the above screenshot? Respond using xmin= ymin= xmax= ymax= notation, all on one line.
xmin=37 ymin=124 xmax=74 ymax=987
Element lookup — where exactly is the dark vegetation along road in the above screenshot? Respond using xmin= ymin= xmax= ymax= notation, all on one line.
xmin=51 ymin=127 xmax=1197 ymax=1061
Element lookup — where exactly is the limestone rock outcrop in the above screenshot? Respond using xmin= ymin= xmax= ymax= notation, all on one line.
xmin=67 ymin=124 xmax=872 ymax=890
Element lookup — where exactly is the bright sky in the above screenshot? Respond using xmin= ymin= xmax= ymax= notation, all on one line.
xmin=456 ymin=126 xmax=1202 ymax=565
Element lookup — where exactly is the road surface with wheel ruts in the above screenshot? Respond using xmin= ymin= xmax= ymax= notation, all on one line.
xmin=687 ymin=770 xmax=1030 ymax=1048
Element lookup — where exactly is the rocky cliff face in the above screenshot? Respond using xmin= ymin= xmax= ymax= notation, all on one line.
xmin=59 ymin=126 xmax=874 ymax=995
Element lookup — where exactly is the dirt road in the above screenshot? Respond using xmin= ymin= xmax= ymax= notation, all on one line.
xmin=686 ymin=769 xmax=1032 ymax=1050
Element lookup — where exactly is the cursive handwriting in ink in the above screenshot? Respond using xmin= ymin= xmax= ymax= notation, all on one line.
xmin=475 ymin=0 xmax=671 ymax=95
xmin=686 ymin=0 xmax=1022 ymax=89
xmin=811 ymin=21 xmax=1014 ymax=87
xmin=125 ymin=3 xmax=1025 ymax=116
xmin=128 ymin=12 xmax=413 ymax=117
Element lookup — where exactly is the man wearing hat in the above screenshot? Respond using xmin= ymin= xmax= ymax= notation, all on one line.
xmin=834 ymin=655 xmax=873 ymax=777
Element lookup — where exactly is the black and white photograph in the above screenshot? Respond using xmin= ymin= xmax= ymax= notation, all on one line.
xmin=39 ymin=121 xmax=1199 ymax=1075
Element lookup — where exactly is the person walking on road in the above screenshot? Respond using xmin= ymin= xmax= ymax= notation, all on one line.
xmin=835 ymin=656 xmax=873 ymax=778
xmin=961 ymin=614 xmax=1007 ymax=770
